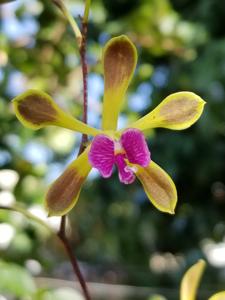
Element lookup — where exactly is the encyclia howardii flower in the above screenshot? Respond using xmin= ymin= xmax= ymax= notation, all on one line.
xmin=180 ymin=260 xmax=225 ymax=300
xmin=12 ymin=35 xmax=205 ymax=216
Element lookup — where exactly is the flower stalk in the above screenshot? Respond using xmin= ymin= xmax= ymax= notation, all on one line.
xmin=83 ymin=0 xmax=91 ymax=24
xmin=78 ymin=21 xmax=88 ymax=154
xmin=52 ymin=0 xmax=92 ymax=299
xmin=58 ymin=216 xmax=91 ymax=300
xmin=0 ymin=205 xmax=91 ymax=299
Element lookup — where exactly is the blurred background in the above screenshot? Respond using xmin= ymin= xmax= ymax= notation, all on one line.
xmin=0 ymin=0 xmax=225 ymax=299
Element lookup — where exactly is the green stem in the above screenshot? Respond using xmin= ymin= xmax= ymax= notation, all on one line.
xmin=83 ymin=0 xmax=91 ymax=23
xmin=0 ymin=205 xmax=54 ymax=234
xmin=52 ymin=0 xmax=82 ymax=47
xmin=0 ymin=205 xmax=91 ymax=299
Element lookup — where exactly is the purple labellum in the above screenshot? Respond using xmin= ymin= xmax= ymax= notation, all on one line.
xmin=88 ymin=128 xmax=151 ymax=184
xmin=115 ymin=153 xmax=135 ymax=184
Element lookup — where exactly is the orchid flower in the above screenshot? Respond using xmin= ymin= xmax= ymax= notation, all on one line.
xmin=12 ymin=35 xmax=205 ymax=216
xmin=180 ymin=260 xmax=225 ymax=300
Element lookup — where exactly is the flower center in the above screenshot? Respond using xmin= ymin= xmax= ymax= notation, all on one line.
xmin=114 ymin=141 xmax=125 ymax=155
xmin=88 ymin=128 xmax=151 ymax=184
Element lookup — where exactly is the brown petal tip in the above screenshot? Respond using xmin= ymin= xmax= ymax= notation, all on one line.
xmin=45 ymin=167 xmax=84 ymax=216
xmin=13 ymin=89 xmax=58 ymax=129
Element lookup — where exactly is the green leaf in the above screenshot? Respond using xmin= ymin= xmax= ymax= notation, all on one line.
xmin=0 ymin=260 xmax=36 ymax=297
xmin=0 ymin=0 xmax=17 ymax=4
xmin=39 ymin=288 xmax=84 ymax=300
xmin=148 ymin=295 xmax=167 ymax=300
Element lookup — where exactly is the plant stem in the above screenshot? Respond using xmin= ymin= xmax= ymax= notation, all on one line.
xmin=0 ymin=205 xmax=91 ymax=299
xmin=0 ymin=205 xmax=54 ymax=234
xmin=55 ymin=1 xmax=92 ymax=299
xmin=83 ymin=0 xmax=91 ymax=23
xmin=52 ymin=0 xmax=82 ymax=47
xmin=57 ymin=216 xmax=91 ymax=300
xmin=78 ymin=19 xmax=89 ymax=154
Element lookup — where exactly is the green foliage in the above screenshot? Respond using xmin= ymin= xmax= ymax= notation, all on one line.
xmin=0 ymin=260 xmax=84 ymax=299
xmin=0 ymin=260 xmax=36 ymax=297
xmin=148 ymin=296 xmax=167 ymax=300
xmin=39 ymin=288 xmax=84 ymax=300
xmin=0 ymin=0 xmax=16 ymax=3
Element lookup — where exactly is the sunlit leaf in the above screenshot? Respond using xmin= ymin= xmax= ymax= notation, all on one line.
xmin=0 ymin=0 xmax=17 ymax=4
xmin=42 ymin=288 xmax=85 ymax=300
xmin=0 ymin=260 xmax=36 ymax=297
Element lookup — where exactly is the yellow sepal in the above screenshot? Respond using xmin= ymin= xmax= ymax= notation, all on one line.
xmin=45 ymin=147 xmax=92 ymax=216
xmin=136 ymin=160 xmax=177 ymax=214
xmin=180 ymin=259 xmax=206 ymax=300
xmin=102 ymin=35 xmax=137 ymax=131
xmin=130 ymin=92 xmax=206 ymax=131
xmin=209 ymin=292 xmax=225 ymax=300
xmin=13 ymin=89 xmax=100 ymax=136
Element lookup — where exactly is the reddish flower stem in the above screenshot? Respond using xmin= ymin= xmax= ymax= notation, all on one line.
xmin=56 ymin=7 xmax=92 ymax=300
xmin=78 ymin=20 xmax=89 ymax=154
xmin=58 ymin=216 xmax=91 ymax=300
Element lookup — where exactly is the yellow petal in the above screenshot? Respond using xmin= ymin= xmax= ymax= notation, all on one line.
xmin=45 ymin=148 xmax=91 ymax=216
xmin=136 ymin=160 xmax=177 ymax=214
xmin=102 ymin=35 xmax=137 ymax=130
xmin=209 ymin=292 xmax=225 ymax=300
xmin=180 ymin=259 xmax=206 ymax=300
xmin=130 ymin=92 xmax=206 ymax=131
xmin=13 ymin=89 xmax=100 ymax=136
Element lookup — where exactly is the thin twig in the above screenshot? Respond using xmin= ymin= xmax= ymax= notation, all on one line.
xmin=83 ymin=0 xmax=91 ymax=24
xmin=57 ymin=216 xmax=91 ymax=300
xmin=56 ymin=1 xmax=92 ymax=299
xmin=58 ymin=214 xmax=66 ymax=237
xmin=78 ymin=19 xmax=89 ymax=154
xmin=0 ymin=205 xmax=54 ymax=233
xmin=52 ymin=0 xmax=82 ymax=47
xmin=0 ymin=205 xmax=91 ymax=299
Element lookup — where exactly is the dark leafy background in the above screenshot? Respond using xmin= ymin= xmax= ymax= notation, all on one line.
xmin=0 ymin=0 xmax=225 ymax=299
